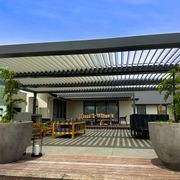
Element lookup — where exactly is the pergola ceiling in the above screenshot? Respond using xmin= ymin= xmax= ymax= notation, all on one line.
xmin=0 ymin=33 xmax=180 ymax=98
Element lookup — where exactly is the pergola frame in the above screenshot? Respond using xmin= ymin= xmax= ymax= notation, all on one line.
xmin=1 ymin=33 xmax=180 ymax=57
xmin=0 ymin=33 xmax=180 ymax=95
xmin=16 ymin=64 xmax=174 ymax=78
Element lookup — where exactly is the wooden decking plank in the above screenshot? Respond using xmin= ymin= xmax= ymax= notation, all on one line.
xmin=0 ymin=154 xmax=179 ymax=179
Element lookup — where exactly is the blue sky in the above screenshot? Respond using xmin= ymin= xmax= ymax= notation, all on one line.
xmin=0 ymin=0 xmax=180 ymax=44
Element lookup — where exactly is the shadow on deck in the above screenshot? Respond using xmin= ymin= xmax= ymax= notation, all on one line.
xmin=42 ymin=129 xmax=152 ymax=149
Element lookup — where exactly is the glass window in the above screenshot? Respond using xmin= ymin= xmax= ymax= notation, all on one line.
xmin=96 ymin=102 xmax=106 ymax=114
xmin=84 ymin=101 xmax=119 ymax=121
xmin=107 ymin=102 xmax=118 ymax=119
xmin=137 ymin=105 xmax=146 ymax=114
xmin=84 ymin=101 xmax=95 ymax=114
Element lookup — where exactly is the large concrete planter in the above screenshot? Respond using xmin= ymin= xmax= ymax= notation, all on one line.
xmin=149 ymin=122 xmax=180 ymax=171
xmin=0 ymin=121 xmax=32 ymax=163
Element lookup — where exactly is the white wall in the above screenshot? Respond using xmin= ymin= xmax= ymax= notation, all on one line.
xmin=47 ymin=97 xmax=54 ymax=120
xmin=119 ymin=100 xmax=133 ymax=123
xmin=25 ymin=92 xmax=34 ymax=113
xmin=25 ymin=93 xmax=53 ymax=119
xmin=13 ymin=91 xmax=27 ymax=112
xmin=37 ymin=93 xmax=54 ymax=119
xmin=66 ymin=100 xmax=83 ymax=119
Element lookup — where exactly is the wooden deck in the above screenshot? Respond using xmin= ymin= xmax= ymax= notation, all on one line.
xmin=0 ymin=154 xmax=180 ymax=179
xmin=86 ymin=124 xmax=130 ymax=129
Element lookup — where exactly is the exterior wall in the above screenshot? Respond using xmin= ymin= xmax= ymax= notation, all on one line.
xmin=13 ymin=91 xmax=27 ymax=112
xmin=47 ymin=97 xmax=54 ymax=120
xmin=25 ymin=93 xmax=54 ymax=119
xmin=37 ymin=93 xmax=48 ymax=118
xmin=8 ymin=91 xmax=172 ymax=121
xmin=119 ymin=100 xmax=133 ymax=123
xmin=37 ymin=93 xmax=54 ymax=119
xmin=66 ymin=100 xmax=83 ymax=119
xmin=25 ymin=92 xmax=34 ymax=113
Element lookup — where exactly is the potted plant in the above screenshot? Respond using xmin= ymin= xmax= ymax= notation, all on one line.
xmin=148 ymin=66 xmax=180 ymax=171
xmin=0 ymin=68 xmax=32 ymax=163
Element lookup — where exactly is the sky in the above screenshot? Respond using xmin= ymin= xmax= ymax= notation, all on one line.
xmin=0 ymin=0 xmax=180 ymax=44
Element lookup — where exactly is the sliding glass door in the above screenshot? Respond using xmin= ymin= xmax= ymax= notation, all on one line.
xmin=107 ymin=102 xmax=118 ymax=120
xmin=84 ymin=100 xmax=119 ymax=122
xmin=96 ymin=102 xmax=106 ymax=114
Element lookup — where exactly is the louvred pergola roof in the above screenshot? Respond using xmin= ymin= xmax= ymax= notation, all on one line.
xmin=0 ymin=33 xmax=179 ymax=99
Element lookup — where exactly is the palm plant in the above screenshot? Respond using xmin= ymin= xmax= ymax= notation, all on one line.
xmin=0 ymin=68 xmax=25 ymax=122
xmin=158 ymin=66 xmax=180 ymax=123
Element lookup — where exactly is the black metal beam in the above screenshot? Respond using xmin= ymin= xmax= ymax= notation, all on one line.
xmin=21 ymin=79 xmax=161 ymax=88
xmin=61 ymin=97 xmax=134 ymax=101
xmin=33 ymin=92 xmax=37 ymax=114
xmin=0 ymin=33 xmax=180 ymax=58
xmin=35 ymin=87 xmax=157 ymax=93
xmin=15 ymin=64 xmax=175 ymax=78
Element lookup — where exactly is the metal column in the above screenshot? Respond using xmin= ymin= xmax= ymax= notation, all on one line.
xmin=133 ymin=93 xmax=136 ymax=114
xmin=33 ymin=92 xmax=37 ymax=114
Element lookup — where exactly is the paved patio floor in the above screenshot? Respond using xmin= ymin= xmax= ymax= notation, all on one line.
xmin=27 ymin=129 xmax=156 ymax=158
xmin=1 ymin=129 xmax=179 ymax=179
xmin=27 ymin=145 xmax=157 ymax=159
xmin=41 ymin=129 xmax=152 ymax=148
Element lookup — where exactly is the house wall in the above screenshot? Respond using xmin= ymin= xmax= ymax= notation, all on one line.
xmin=66 ymin=101 xmax=172 ymax=121
xmin=25 ymin=92 xmax=34 ymax=113
xmin=66 ymin=100 xmax=135 ymax=121
xmin=25 ymin=93 xmax=53 ymax=119
xmin=48 ymin=97 xmax=54 ymax=120
xmin=13 ymin=91 xmax=27 ymax=112
xmin=37 ymin=93 xmax=48 ymax=118
xmin=14 ymin=92 xmax=172 ymax=121
xmin=119 ymin=100 xmax=133 ymax=123
xmin=37 ymin=93 xmax=54 ymax=119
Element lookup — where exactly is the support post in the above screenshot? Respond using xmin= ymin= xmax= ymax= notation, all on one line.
xmin=172 ymin=72 xmax=177 ymax=122
xmin=133 ymin=93 xmax=136 ymax=114
xmin=33 ymin=92 xmax=37 ymax=114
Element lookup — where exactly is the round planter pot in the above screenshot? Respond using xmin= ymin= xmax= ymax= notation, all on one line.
xmin=0 ymin=121 xmax=32 ymax=163
xmin=148 ymin=122 xmax=180 ymax=171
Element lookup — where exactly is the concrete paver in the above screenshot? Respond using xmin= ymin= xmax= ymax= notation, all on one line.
xmin=27 ymin=145 xmax=157 ymax=159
